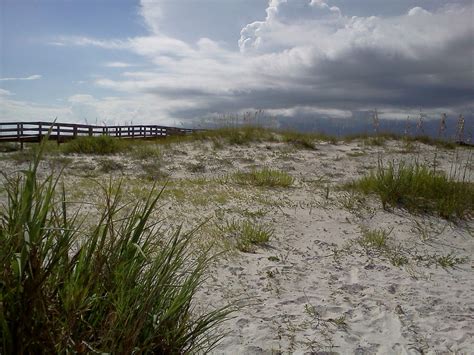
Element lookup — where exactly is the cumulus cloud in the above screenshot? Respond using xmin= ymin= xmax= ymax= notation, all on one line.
xmin=47 ymin=0 xmax=473 ymax=125
xmin=408 ymin=7 xmax=431 ymax=16
xmin=0 ymin=74 xmax=42 ymax=81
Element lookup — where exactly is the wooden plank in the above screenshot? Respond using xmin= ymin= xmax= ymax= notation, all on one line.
xmin=0 ymin=121 xmax=200 ymax=143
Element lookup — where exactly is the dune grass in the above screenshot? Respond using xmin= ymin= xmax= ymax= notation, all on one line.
xmin=280 ymin=131 xmax=318 ymax=149
xmin=348 ymin=160 xmax=473 ymax=220
xmin=232 ymin=168 xmax=294 ymax=188
xmin=220 ymin=219 xmax=273 ymax=253
xmin=0 ymin=145 xmax=232 ymax=353
xmin=61 ymin=135 xmax=128 ymax=155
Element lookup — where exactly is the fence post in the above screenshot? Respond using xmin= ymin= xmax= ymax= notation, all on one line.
xmin=89 ymin=127 xmax=93 ymax=136
xmin=73 ymin=125 xmax=78 ymax=138
xmin=17 ymin=123 xmax=23 ymax=150
xmin=56 ymin=124 xmax=61 ymax=145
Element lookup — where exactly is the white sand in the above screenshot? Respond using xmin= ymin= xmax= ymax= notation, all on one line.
xmin=1 ymin=138 xmax=473 ymax=354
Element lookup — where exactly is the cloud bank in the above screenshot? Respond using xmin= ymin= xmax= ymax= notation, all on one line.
xmin=3 ymin=1 xmax=473 ymax=125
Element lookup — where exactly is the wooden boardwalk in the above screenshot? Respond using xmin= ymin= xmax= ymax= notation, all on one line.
xmin=0 ymin=121 xmax=197 ymax=145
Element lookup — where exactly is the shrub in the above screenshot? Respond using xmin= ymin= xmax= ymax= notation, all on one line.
xmin=62 ymin=135 xmax=126 ymax=155
xmin=349 ymin=160 xmax=473 ymax=219
xmin=0 ymin=147 xmax=232 ymax=353
xmin=232 ymin=168 xmax=294 ymax=188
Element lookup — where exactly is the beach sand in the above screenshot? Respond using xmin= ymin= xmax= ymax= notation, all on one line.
xmin=1 ymin=137 xmax=472 ymax=353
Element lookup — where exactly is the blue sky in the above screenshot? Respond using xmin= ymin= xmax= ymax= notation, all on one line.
xmin=0 ymin=0 xmax=473 ymax=126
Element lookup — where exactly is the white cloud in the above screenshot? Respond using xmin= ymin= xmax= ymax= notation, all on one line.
xmin=408 ymin=7 xmax=431 ymax=16
xmin=104 ymin=61 xmax=134 ymax=68
xmin=44 ymin=0 xmax=473 ymax=124
xmin=0 ymin=88 xmax=13 ymax=96
xmin=68 ymin=94 xmax=96 ymax=104
xmin=0 ymin=95 xmax=73 ymax=122
xmin=139 ymin=0 xmax=163 ymax=34
xmin=0 ymin=74 xmax=42 ymax=81
xmin=53 ymin=36 xmax=126 ymax=49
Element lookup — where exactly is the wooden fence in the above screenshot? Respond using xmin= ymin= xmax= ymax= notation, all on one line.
xmin=0 ymin=121 xmax=197 ymax=145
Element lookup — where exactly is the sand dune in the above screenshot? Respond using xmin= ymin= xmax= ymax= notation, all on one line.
xmin=1 ymin=137 xmax=472 ymax=353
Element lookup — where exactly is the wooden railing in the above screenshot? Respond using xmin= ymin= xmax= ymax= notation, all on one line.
xmin=0 ymin=121 xmax=198 ymax=144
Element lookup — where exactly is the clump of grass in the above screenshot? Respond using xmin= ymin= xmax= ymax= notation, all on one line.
xmin=232 ymin=168 xmax=294 ymax=188
xmin=348 ymin=160 xmax=473 ymax=219
xmin=130 ymin=143 xmax=162 ymax=160
xmin=98 ymin=158 xmax=124 ymax=173
xmin=199 ymin=126 xmax=276 ymax=145
xmin=281 ymin=131 xmax=317 ymax=149
xmin=356 ymin=228 xmax=391 ymax=252
xmin=62 ymin=135 xmax=127 ymax=155
xmin=0 ymin=146 xmax=232 ymax=353
xmin=363 ymin=136 xmax=386 ymax=147
xmin=220 ymin=219 xmax=273 ymax=252
xmin=352 ymin=228 xmax=409 ymax=267
xmin=0 ymin=142 xmax=20 ymax=153
xmin=434 ymin=253 xmax=468 ymax=268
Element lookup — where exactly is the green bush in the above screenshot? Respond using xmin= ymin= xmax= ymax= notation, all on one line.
xmin=0 ymin=148 xmax=232 ymax=353
xmin=349 ymin=160 xmax=473 ymax=219
xmin=62 ymin=135 xmax=126 ymax=155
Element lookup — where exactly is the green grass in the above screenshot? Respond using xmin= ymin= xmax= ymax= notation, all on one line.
xmin=348 ymin=160 xmax=473 ymax=219
xmin=356 ymin=228 xmax=391 ymax=251
xmin=232 ymin=168 xmax=294 ymax=188
xmin=129 ymin=143 xmax=162 ymax=160
xmin=0 ymin=144 xmax=232 ymax=353
xmin=220 ymin=219 xmax=273 ymax=252
xmin=62 ymin=135 xmax=128 ymax=155
xmin=0 ymin=142 xmax=20 ymax=153
xmin=352 ymin=227 xmax=409 ymax=267
xmin=195 ymin=125 xmax=277 ymax=145
xmin=2 ymin=141 xmax=60 ymax=163
xmin=280 ymin=131 xmax=317 ymax=149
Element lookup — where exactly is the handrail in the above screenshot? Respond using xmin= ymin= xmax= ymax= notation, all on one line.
xmin=0 ymin=121 xmax=199 ymax=145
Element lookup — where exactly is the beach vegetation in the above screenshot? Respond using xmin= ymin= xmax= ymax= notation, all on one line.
xmin=0 ymin=145 xmax=232 ymax=353
xmin=347 ymin=160 xmax=473 ymax=220
xmin=232 ymin=168 xmax=294 ymax=188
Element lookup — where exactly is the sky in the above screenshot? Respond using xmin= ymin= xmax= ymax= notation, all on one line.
xmin=0 ymin=0 xmax=473 ymax=127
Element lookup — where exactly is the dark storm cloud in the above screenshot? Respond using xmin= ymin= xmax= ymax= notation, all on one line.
xmin=59 ymin=0 xmax=473 ymax=124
